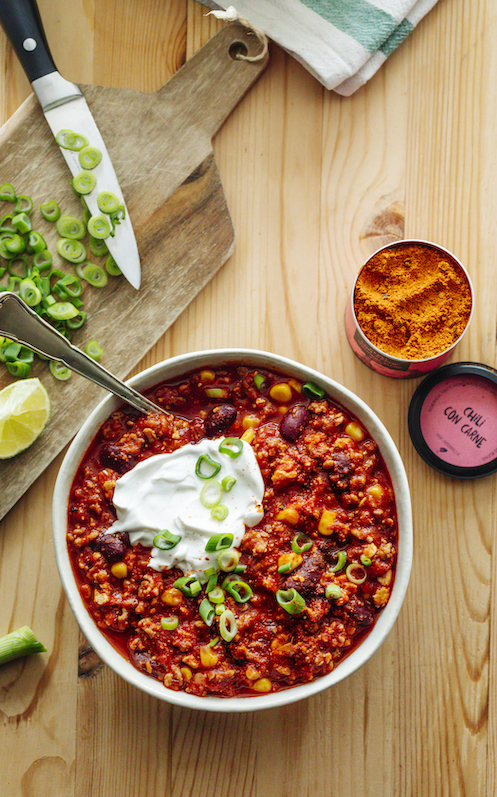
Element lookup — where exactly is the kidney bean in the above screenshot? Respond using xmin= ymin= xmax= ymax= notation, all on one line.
xmin=279 ymin=403 xmax=308 ymax=442
xmin=100 ymin=443 xmax=135 ymax=474
xmin=204 ymin=404 xmax=237 ymax=438
xmin=94 ymin=532 xmax=128 ymax=562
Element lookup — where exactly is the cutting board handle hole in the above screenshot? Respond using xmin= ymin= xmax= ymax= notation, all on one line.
xmin=229 ymin=41 xmax=249 ymax=60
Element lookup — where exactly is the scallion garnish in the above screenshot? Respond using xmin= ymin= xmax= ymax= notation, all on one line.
xmin=200 ymin=479 xmax=222 ymax=509
xmin=302 ymin=381 xmax=326 ymax=400
xmin=225 ymin=579 xmax=253 ymax=603
xmin=14 ymin=195 xmax=33 ymax=214
xmin=325 ymin=584 xmax=342 ymax=600
xmin=221 ymin=475 xmax=236 ymax=492
xmin=219 ymin=609 xmax=237 ymax=641
xmin=79 ymin=262 xmax=108 ymax=287
xmin=78 ymin=145 xmax=102 ymax=170
xmin=87 ymin=214 xmax=111 ymax=239
xmin=211 ymin=504 xmax=228 ymax=522
xmin=161 ymin=616 xmax=179 ymax=631
xmin=56 ymin=238 xmax=87 ymax=263
xmin=199 ymin=598 xmax=215 ymax=627
xmin=217 ymin=548 xmax=239 ymax=572
xmin=345 ymin=563 xmax=367 ymax=585
xmin=195 ymin=454 xmax=221 ymax=480
xmin=174 ymin=575 xmax=202 ymax=597
xmin=56 ymin=129 xmax=88 ymax=151
xmin=72 ymin=171 xmax=96 ymax=195
xmin=39 ymin=200 xmax=60 ymax=222
xmin=84 ymin=340 xmax=103 ymax=361
xmin=207 ymin=586 xmax=225 ymax=604
xmin=0 ymin=626 xmax=46 ymax=665
xmin=0 ymin=183 xmax=15 ymax=202
xmin=291 ymin=532 xmax=313 ymax=554
xmin=56 ymin=215 xmax=85 ymax=240
xmin=153 ymin=529 xmax=181 ymax=550
xmin=97 ymin=190 xmax=121 ymax=215
xmin=49 ymin=361 xmax=71 ymax=381
xmin=218 ymin=437 xmax=243 ymax=458
xmin=205 ymin=532 xmax=233 ymax=552
xmin=254 ymin=373 xmax=266 ymax=391
xmin=12 ymin=212 xmax=32 ymax=234
xmin=330 ymin=551 xmax=347 ymax=573
xmin=275 ymin=588 xmax=306 ymax=615
xmin=105 ymin=254 xmax=121 ymax=276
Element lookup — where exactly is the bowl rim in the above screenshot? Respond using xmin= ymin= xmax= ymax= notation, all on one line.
xmin=52 ymin=348 xmax=413 ymax=712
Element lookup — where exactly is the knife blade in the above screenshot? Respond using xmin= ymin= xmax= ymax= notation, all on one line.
xmin=0 ymin=0 xmax=141 ymax=289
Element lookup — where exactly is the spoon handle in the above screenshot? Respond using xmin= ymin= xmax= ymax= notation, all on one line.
xmin=0 ymin=292 xmax=164 ymax=416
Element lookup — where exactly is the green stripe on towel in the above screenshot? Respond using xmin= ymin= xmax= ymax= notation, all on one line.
xmin=300 ymin=0 xmax=398 ymax=52
xmin=380 ymin=18 xmax=414 ymax=57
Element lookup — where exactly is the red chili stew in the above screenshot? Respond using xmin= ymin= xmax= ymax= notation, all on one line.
xmin=67 ymin=365 xmax=398 ymax=698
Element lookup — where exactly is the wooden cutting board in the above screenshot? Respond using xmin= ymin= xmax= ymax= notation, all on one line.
xmin=0 ymin=23 xmax=268 ymax=521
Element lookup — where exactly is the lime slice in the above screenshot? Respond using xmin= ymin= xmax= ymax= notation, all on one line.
xmin=0 ymin=378 xmax=50 ymax=459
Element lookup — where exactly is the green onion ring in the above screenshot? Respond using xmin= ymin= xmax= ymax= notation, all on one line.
xmin=49 ymin=361 xmax=72 ymax=381
xmin=345 ymin=563 xmax=367 ymax=585
xmin=56 ymin=215 xmax=86 ymax=240
xmin=105 ymin=254 xmax=121 ymax=276
xmin=39 ymin=200 xmax=60 ymax=222
xmin=19 ymin=278 xmax=41 ymax=307
xmin=200 ymin=479 xmax=222 ymax=509
xmin=85 ymin=340 xmax=103 ymax=361
xmin=325 ymin=584 xmax=342 ymax=600
xmin=12 ymin=212 xmax=31 ymax=234
xmin=291 ymin=532 xmax=313 ymax=554
xmin=302 ymin=381 xmax=326 ymax=400
xmin=153 ymin=529 xmax=181 ymax=550
xmin=0 ymin=183 xmax=15 ymax=202
xmin=199 ymin=598 xmax=215 ymax=627
xmin=275 ymin=588 xmax=306 ymax=615
xmin=87 ymin=214 xmax=111 ymax=239
xmin=219 ymin=609 xmax=238 ymax=641
xmin=225 ymin=579 xmax=253 ymax=603
xmin=6 ymin=361 xmax=31 ymax=378
xmin=217 ymin=548 xmax=240 ymax=572
xmin=174 ymin=575 xmax=202 ymax=597
xmin=360 ymin=554 xmax=372 ymax=567
xmin=14 ymin=195 xmax=33 ymax=214
xmin=218 ymin=437 xmax=243 ymax=458
xmin=161 ymin=616 xmax=179 ymax=631
xmin=207 ymin=586 xmax=225 ymax=604
xmin=80 ymin=262 xmax=108 ymax=287
xmin=329 ymin=550 xmax=347 ymax=573
xmin=57 ymin=238 xmax=87 ymax=263
xmin=78 ymin=145 xmax=102 ymax=169
xmin=97 ymin=190 xmax=121 ymax=214
xmin=72 ymin=171 xmax=96 ymax=195
xmin=56 ymin=129 xmax=88 ymax=150
xmin=211 ymin=504 xmax=229 ymax=522
xmin=195 ymin=454 xmax=221 ymax=480
xmin=221 ymin=475 xmax=236 ymax=492
xmin=205 ymin=532 xmax=233 ymax=552
xmin=254 ymin=373 xmax=266 ymax=391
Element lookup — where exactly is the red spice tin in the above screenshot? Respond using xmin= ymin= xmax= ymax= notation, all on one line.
xmin=344 ymin=240 xmax=474 ymax=379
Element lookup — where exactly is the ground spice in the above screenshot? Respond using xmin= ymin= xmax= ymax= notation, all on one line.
xmin=353 ymin=243 xmax=472 ymax=360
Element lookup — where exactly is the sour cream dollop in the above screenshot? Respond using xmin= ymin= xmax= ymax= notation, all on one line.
xmin=106 ymin=437 xmax=264 ymax=579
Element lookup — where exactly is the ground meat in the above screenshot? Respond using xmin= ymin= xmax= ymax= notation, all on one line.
xmin=285 ymin=549 xmax=326 ymax=597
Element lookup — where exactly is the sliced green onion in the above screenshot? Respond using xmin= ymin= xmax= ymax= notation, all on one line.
xmin=80 ymin=262 xmax=108 ymax=287
xmin=57 ymin=238 xmax=87 ymax=263
xmin=66 ymin=311 xmax=86 ymax=330
xmin=209 ymin=637 xmax=219 ymax=647
xmin=6 ymin=361 xmax=31 ymax=378
xmin=275 ymin=588 xmax=306 ymax=615
xmin=215 ymin=603 xmax=226 ymax=616
xmin=105 ymin=254 xmax=121 ymax=276
xmin=206 ymin=571 xmax=218 ymax=593
xmin=88 ymin=236 xmax=108 ymax=257
xmin=234 ymin=563 xmax=247 ymax=573
xmin=4 ymin=234 xmax=25 ymax=254
xmin=0 ymin=214 xmax=15 ymax=232
xmin=174 ymin=575 xmax=202 ymax=598
xmin=49 ymin=361 xmax=71 ymax=381
xmin=217 ymin=548 xmax=240 ymax=572
xmin=0 ymin=626 xmax=46 ymax=665
xmin=221 ymin=475 xmax=236 ymax=492
xmin=161 ymin=616 xmax=179 ymax=631
xmin=221 ymin=573 xmax=239 ymax=590
xmin=14 ymin=195 xmax=33 ymax=214
xmin=207 ymin=586 xmax=225 ymax=604
xmin=346 ymin=563 xmax=367 ymax=585
xmin=19 ymin=278 xmax=42 ymax=307
xmin=302 ymin=381 xmax=326 ymax=400
xmin=254 ymin=373 xmax=266 ymax=391
xmin=97 ymin=190 xmax=121 ymax=214
xmin=200 ymin=479 xmax=222 ymax=509
xmin=110 ymin=206 xmax=125 ymax=225
xmin=7 ymin=256 xmax=29 ymax=278
xmin=87 ymin=214 xmax=111 ymax=239
xmin=219 ymin=609 xmax=237 ymax=641
xmin=325 ymin=584 xmax=342 ymax=600
xmin=85 ymin=340 xmax=103 ymax=361
xmin=46 ymin=301 xmax=79 ymax=321
xmin=195 ymin=454 xmax=221 ymax=480
xmin=55 ymin=273 xmax=82 ymax=299
xmin=330 ymin=551 xmax=347 ymax=573
xmin=291 ymin=533 xmax=313 ymax=554
xmin=12 ymin=212 xmax=31 ymax=234
xmin=0 ymin=183 xmax=15 ymax=202
xmin=199 ymin=598 xmax=215 ymax=627
xmin=40 ymin=200 xmax=60 ymax=222
xmin=16 ymin=346 xmax=33 ymax=364
xmin=153 ymin=529 xmax=181 ymax=550
xmin=277 ymin=560 xmax=294 ymax=574
xmin=0 ymin=340 xmax=20 ymax=362
xmin=205 ymin=387 xmax=226 ymax=399
xmin=205 ymin=532 xmax=233 ymax=552
xmin=56 ymin=129 xmax=88 ymax=150
xmin=218 ymin=437 xmax=243 ymax=458
xmin=56 ymin=215 xmax=85 ymax=240
xmin=33 ymin=250 xmax=52 ymax=271
xmin=26 ymin=231 xmax=46 ymax=254
xmin=78 ymin=145 xmax=102 ymax=169
xmin=360 ymin=555 xmax=372 ymax=567
xmin=225 ymin=579 xmax=253 ymax=603
xmin=72 ymin=170 xmax=96 ymax=195
xmin=211 ymin=503 xmax=229 ymax=522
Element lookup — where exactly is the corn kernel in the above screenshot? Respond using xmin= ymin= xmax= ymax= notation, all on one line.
xmin=242 ymin=414 xmax=261 ymax=429
xmin=368 ymin=483 xmax=384 ymax=501
xmin=252 ymin=677 xmax=272 ymax=693
xmin=288 ymin=378 xmax=302 ymax=393
xmin=318 ymin=508 xmax=336 ymax=536
xmin=162 ymin=587 xmax=184 ymax=606
xmin=345 ymin=422 xmax=365 ymax=442
xmin=200 ymin=370 xmax=215 ymax=384
xmin=180 ymin=666 xmax=192 ymax=682
xmin=278 ymin=552 xmax=303 ymax=572
xmin=111 ymin=562 xmax=127 ymax=579
xmin=241 ymin=428 xmax=255 ymax=444
xmin=276 ymin=506 xmax=300 ymax=525
xmin=269 ymin=383 xmax=292 ymax=403
xmin=200 ymin=645 xmax=219 ymax=668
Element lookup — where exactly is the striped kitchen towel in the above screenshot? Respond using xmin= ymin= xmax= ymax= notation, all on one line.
xmin=198 ymin=0 xmax=438 ymax=95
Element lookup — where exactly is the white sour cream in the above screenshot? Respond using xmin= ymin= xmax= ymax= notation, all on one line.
xmin=106 ymin=437 xmax=264 ymax=579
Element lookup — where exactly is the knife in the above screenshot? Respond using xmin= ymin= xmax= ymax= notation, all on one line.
xmin=0 ymin=0 xmax=141 ymax=289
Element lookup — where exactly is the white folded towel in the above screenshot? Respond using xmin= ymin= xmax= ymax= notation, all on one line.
xmin=199 ymin=0 xmax=438 ymax=95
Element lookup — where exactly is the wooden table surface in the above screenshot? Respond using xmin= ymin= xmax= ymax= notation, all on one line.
xmin=0 ymin=0 xmax=494 ymax=795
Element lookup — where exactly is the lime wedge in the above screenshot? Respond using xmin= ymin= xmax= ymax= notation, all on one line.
xmin=0 ymin=378 xmax=50 ymax=459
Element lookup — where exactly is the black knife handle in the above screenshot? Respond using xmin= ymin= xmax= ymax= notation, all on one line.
xmin=0 ymin=0 xmax=57 ymax=83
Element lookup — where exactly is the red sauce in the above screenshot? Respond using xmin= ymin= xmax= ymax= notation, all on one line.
xmin=67 ymin=365 xmax=398 ymax=698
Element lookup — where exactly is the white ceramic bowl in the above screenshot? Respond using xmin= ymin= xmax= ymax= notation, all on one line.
xmin=53 ymin=349 xmax=412 ymax=712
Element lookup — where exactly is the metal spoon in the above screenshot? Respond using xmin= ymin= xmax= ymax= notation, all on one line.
xmin=0 ymin=292 xmax=165 ymax=415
